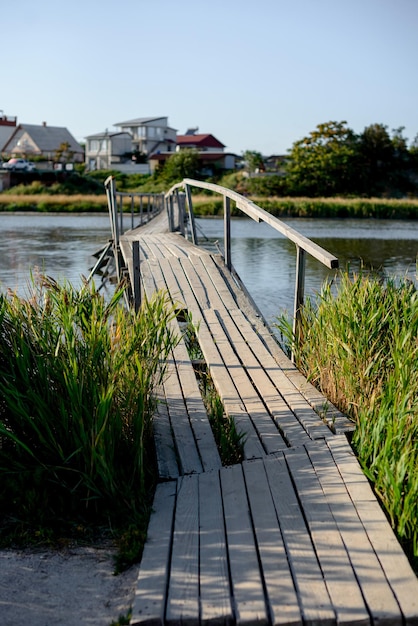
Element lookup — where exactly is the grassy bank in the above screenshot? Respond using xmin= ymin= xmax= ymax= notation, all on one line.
xmin=191 ymin=195 xmax=418 ymax=219
xmin=0 ymin=193 xmax=108 ymax=212
xmin=0 ymin=277 xmax=178 ymax=570
xmin=1 ymin=193 xmax=418 ymax=218
xmin=277 ymin=271 xmax=418 ymax=566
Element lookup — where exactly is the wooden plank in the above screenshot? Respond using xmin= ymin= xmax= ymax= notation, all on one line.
xmin=243 ymin=459 xmax=303 ymax=626
xmin=180 ymin=257 xmax=212 ymax=309
xmin=161 ymin=258 xmax=265 ymax=460
xmin=221 ymin=464 xmax=269 ymax=625
xmin=306 ymin=439 xmax=403 ymax=624
xmin=263 ymin=455 xmax=336 ymax=626
xmin=326 ymin=437 xmax=418 ymax=624
xmin=131 ymin=481 xmax=176 ymax=626
xmin=215 ymin=307 xmax=308 ymax=449
xmin=190 ymin=254 xmax=239 ymax=311
xmin=196 ymin=315 xmax=266 ymax=460
xmin=166 ymin=474 xmax=200 ymax=625
xmin=169 ymin=317 xmax=222 ymax=472
xmin=153 ymin=383 xmax=179 ymax=479
xmin=230 ymin=308 xmax=332 ymax=440
xmin=261 ymin=332 xmax=353 ymax=434
xmin=204 ymin=308 xmax=285 ymax=455
xmin=174 ymin=362 xmax=222 ymax=472
xmin=163 ymin=362 xmax=203 ymax=475
xmin=284 ymin=446 xmax=370 ymax=626
xmin=199 ymin=470 xmax=233 ymax=625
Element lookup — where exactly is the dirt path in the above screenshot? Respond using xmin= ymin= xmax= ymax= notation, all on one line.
xmin=0 ymin=547 xmax=139 ymax=625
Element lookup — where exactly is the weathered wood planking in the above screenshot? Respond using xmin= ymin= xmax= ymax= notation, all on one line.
xmin=119 ymin=223 xmax=418 ymax=626
xmin=243 ymin=459 xmax=303 ymax=626
xmin=221 ymin=464 xmax=270 ymax=625
xmin=166 ymin=474 xmax=200 ymax=624
xmin=131 ymin=481 xmax=176 ymax=626
xmin=158 ymin=256 xmax=267 ymax=459
xmin=199 ymin=469 xmax=233 ymax=626
xmin=325 ymin=436 xmax=418 ymax=623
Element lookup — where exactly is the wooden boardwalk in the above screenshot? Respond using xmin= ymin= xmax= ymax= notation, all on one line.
xmin=116 ymin=216 xmax=418 ymax=626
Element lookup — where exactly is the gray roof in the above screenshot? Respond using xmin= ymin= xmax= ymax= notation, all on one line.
xmin=85 ymin=130 xmax=131 ymax=140
xmin=114 ymin=116 xmax=167 ymax=126
xmin=0 ymin=126 xmax=16 ymax=151
xmin=4 ymin=124 xmax=84 ymax=153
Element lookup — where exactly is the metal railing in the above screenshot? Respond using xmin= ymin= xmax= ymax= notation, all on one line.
xmin=166 ymin=178 xmax=339 ymax=355
xmin=104 ymin=175 xmax=165 ymax=247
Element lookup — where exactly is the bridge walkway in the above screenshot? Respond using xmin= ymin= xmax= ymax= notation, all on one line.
xmin=117 ymin=225 xmax=418 ymax=626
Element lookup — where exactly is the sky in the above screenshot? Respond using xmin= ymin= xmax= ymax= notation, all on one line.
xmin=2 ymin=0 xmax=417 ymax=156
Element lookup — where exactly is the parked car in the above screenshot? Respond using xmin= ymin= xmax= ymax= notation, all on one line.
xmin=2 ymin=158 xmax=36 ymax=171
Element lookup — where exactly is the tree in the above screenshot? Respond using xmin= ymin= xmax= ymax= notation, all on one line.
xmin=54 ymin=141 xmax=74 ymax=165
xmin=161 ymin=149 xmax=200 ymax=183
xmin=284 ymin=121 xmax=360 ymax=196
xmin=242 ymin=150 xmax=264 ymax=176
xmin=357 ymin=124 xmax=414 ymax=195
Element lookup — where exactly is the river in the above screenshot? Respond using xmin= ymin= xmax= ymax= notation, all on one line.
xmin=1 ymin=213 xmax=417 ymax=324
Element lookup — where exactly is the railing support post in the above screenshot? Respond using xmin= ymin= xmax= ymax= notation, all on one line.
xmin=176 ymin=189 xmax=184 ymax=236
xmin=132 ymin=240 xmax=141 ymax=312
xmin=292 ymin=245 xmax=306 ymax=363
xmin=184 ymin=184 xmax=197 ymax=245
xmin=224 ymin=196 xmax=231 ymax=270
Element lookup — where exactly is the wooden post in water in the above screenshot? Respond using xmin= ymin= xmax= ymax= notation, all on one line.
xmin=132 ymin=240 xmax=141 ymax=312
xmin=224 ymin=196 xmax=231 ymax=271
xmin=292 ymin=245 xmax=306 ymax=362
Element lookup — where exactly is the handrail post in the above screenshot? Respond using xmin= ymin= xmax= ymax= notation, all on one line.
xmin=292 ymin=245 xmax=306 ymax=362
xmin=132 ymin=240 xmax=141 ymax=312
xmin=224 ymin=196 xmax=231 ymax=270
xmin=176 ymin=189 xmax=184 ymax=236
xmin=168 ymin=195 xmax=174 ymax=231
xmin=184 ymin=184 xmax=197 ymax=245
xmin=119 ymin=193 xmax=124 ymax=237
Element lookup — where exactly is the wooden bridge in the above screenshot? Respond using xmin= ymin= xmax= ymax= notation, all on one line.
xmin=102 ymin=178 xmax=418 ymax=626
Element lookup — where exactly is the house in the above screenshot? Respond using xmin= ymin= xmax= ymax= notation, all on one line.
xmin=149 ymin=128 xmax=238 ymax=175
xmin=114 ymin=116 xmax=177 ymax=156
xmin=85 ymin=116 xmax=177 ymax=172
xmin=1 ymin=122 xmax=84 ymax=164
xmin=84 ymin=131 xmax=133 ymax=171
xmin=0 ymin=114 xmax=18 ymax=154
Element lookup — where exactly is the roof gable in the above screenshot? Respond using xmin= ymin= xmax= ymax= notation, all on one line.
xmin=176 ymin=133 xmax=225 ymax=149
xmin=3 ymin=124 xmax=83 ymax=154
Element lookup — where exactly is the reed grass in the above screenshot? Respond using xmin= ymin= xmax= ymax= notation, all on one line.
xmin=191 ymin=195 xmax=418 ymax=219
xmin=0 ymin=276 xmax=178 ymax=549
xmin=277 ymin=271 xmax=418 ymax=562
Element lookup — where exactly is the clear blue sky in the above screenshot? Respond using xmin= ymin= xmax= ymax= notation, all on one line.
xmin=2 ymin=0 xmax=417 ymax=156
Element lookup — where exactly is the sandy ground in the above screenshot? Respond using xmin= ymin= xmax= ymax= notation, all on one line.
xmin=0 ymin=546 xmax=140 ymax=626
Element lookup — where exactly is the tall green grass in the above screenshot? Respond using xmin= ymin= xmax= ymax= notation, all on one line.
xmin=277 ymin=271 xmax=418 ymax=562
xmin=0 ymin=276 xmax=178 ymax=538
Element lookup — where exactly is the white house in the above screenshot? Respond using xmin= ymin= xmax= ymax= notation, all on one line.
xmin=114 ymin=116 xmax=177 ymax=156
xmin=84 ymin=131 xmax=132 ymax=171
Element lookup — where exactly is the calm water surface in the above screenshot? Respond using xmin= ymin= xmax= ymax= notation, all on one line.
xmin=1 ymin=213 xmax=417 ymax=323
xmin=197 ymin=217 xmax=418 ymax=322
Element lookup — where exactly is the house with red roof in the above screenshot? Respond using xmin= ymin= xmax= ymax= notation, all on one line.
xmin=149 ymin=127 xmax=238 ymax=175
